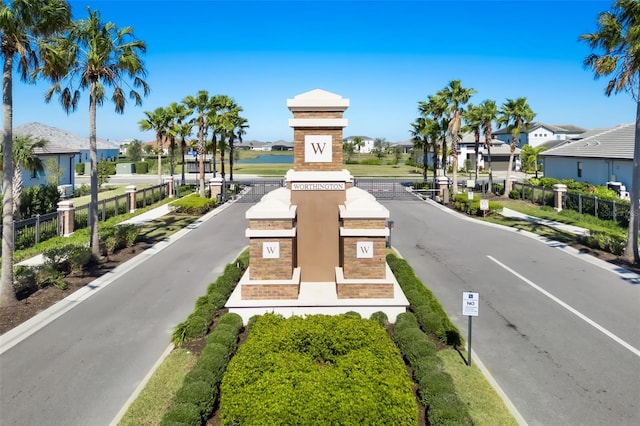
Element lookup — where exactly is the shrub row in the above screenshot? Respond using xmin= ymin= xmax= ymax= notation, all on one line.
xmin=170 ymin=195 xmax=218 ymax=215
xmin=220 ymin=313 xmax=417 ymax=425
xmin=581 ymin=230 xmax=626 ymax=256
xmin=171 ymin=251 xmax=249 ymax=345
xmin=452 ymin=193 xmax=503 ymax=216
xmin=393 ymin=312 xmax=472 ymax=425
xmin=98 ymin=224 xmax=140 ymax=256
xmin=161 ymin=312 xmax=243 ymax=426
xmin=387 ymin=253 xmax=463 ymax=347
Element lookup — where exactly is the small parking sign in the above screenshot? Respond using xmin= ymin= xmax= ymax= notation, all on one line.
xmin=462 ymin=292 xmax=479 ymax=316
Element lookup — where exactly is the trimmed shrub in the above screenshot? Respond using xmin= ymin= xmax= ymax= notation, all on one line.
xmin=13 ymin=265 xmax=38 ymax=297
xmin=217 ymin=312 xmax=243 ymax=333
xmin=387 ymin=254 xmax=463 ymax=347
xmin=370 ymin=311 xmax=389 ymax=327
xmin=75 ymin=162 xmax=85 ymax=174
xmin=134 ymin=161 xmax=149 ymax=174
xmin=160 ymin=402 xmax=202 ymax=426
xmin=174 ymin=381 xmax=215 ymax=417
xmin=170 ymin=195 xmax=217 ymax=215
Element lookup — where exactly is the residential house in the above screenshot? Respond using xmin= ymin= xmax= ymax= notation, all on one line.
xmin=343 ymin=136 xmax=375 ymax=153
xmin=494 ymin=122 xmax=586 ymax=148
xmin=539 ymin=123 xmax=635 ymax=191
xmin=14 ymin=122 xmax=120 ymax=165
xmin=20 ymin=144 xmax=79 ymax=195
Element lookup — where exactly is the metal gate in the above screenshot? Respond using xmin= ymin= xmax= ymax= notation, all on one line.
xmin=233 ymin=179 xmax=285 ymax=203
xmin=353 ymin=178 xmax=426 ymax=200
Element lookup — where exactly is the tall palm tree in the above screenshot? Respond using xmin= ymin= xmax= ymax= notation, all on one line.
xmin=352 ymin=136 xmax=364 ymax=153
xmin=165 ymin=102 xmax=190 ymax=178
xmin=410 ymin=117 xmax=433 ymax=180
xmin=463 ymin=103 xmax=483 ymax=180
xmin=39 ymin=7 xmax=149 ymax=258
xmin=139 ymin=107 xmax=170 ymax=184
xmin=177 ymin=120 xmax=193 ymax=185
xmin=581 ymin=0 xmax=640 ymax=263
xmin=440 ymin=80 xmax=476 ymax=195
xmin=479 ymin=99 xmax=498 ymax=192
xmin=420 ymin=93 xmax=449 ymax=174
xmin=230 ymin=114 xmax=248 ymax=182
xmin=207 ymin=94 xmax=237 ymax=180
xmin=11 ymin=134 xmax=47 ymax=218
xmin=183 ymin=90 xmax=212 ymax=196
xmin=1 ymin=0 xmax=70 ymax=306
xmin=497 ymin=97 xmax=535 ymax=197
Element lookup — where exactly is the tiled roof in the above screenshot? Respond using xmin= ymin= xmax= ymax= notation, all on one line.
xmin=14 ymin=122 xmax=120 ymax=150
xmin=494 ymin=122 xmax=586 ymax=135
xmin=33 ymin=144 xmax=79 ymax=155
xmin=539 ymin=123 xmax=634 ymax=159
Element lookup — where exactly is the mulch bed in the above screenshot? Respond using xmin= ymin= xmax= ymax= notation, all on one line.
xmin=0 ymin=241 xmax=152 ymax=335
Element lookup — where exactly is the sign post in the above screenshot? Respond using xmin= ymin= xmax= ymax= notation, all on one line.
xmin=462 ymin=291 xmax=479 ymax=366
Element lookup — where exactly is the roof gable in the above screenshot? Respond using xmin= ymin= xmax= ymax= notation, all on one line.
xmin=14 ymin=122 xmax=120 ymax=150
xmin=539 ymin=123 xmax=634 ymax=159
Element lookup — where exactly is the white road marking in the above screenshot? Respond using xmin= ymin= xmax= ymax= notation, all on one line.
xmin=487 ymin=255 xmax=640 ymax=358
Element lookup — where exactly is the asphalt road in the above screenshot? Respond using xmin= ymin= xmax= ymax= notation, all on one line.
xmin=0 ymin=202 xmax=251 ymax=426
xmin=383 ymin=199 xmax=640 ymax=426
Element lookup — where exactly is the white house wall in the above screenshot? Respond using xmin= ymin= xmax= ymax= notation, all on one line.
xmin=21 ymin=154 xmax=76 ymax=188
xmin=543 ymin=157 xmax=633 ymax=189
xmin=528 ymin=127 xmax=558 ymax=148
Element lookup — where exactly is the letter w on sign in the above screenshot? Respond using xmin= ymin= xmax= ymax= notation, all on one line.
xmin=356 ymin=241 xmax=373 ymax=258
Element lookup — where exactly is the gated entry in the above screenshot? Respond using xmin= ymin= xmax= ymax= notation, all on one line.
xmin=353 ymin=178 xmax=426 ymax=200
xmin=233 ymin=179 xmax=284 ymax=203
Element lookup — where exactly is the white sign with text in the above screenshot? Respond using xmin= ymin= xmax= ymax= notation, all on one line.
xmin=263 ymin=242 xmax=280 ymax=259
xmin=356 ymin=241 xmax=374 ymax=258
xmin=462 ymin=292 xmax=479 ymax=316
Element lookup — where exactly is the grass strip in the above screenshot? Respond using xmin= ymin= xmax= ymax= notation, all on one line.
xmin=438 ymin=349 xmax=518 ymax=426
xmin=118 ymin=348 xmax=197 ymax=426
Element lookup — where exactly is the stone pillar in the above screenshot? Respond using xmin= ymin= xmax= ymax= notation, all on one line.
xmin=164 ymin=177 xmax=175 ymax=198
xmin=553 ymin=184 xmax=567 ymax=212
xmin=437 ymin=176 xmax=450 ymax=204
xmin=57 ymin=200 xmax=75 ymax=237
xmin=209 ymin=176 xmax=223 ymax=201
xmin=126 ymin=185 xmax=137 ymax=213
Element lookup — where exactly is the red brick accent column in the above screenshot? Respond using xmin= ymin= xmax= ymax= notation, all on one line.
xmin=126 ymin=185 xmax=137 ymax=213
xmin=209 ymin=177 xmax=223 ymax=200
xmin=164 ymin=177 xmax=175 ymax=198
xmin=553 ymin=184 xmax=567 ymax=212
xmin=57 ymin=200 xmax=75 ymax=237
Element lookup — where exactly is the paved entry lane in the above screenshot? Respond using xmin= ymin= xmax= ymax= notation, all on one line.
xmin=383 ymin=200 xmax=640 ymax=426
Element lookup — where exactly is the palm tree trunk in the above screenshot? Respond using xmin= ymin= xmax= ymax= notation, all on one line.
xmin=169 ymin=137 xmax=175 ymax=177
xmin=157 ymin=134 xmax=162 ymax=185
xmin=12 ymin=168 xmax=22 ymax=219
xmin=503 ymin=138 xmax=516 ymax=198
xmin=180 ymin=138 xmax=186 ymax=186
xmin=1 ymin=53 xmax=16 ymax=306
xmin=422 ymin=143 xmax=428 ymax=180
xmin=198 ymin=115 xmax=205 ymax=197
xmin=474 ymin=133 xmax=480 ymax=180
xmin=229 ymin=137 xmax=234 ymax=182
xmin=212 ymin=134 xmax=217 ymax=178
xmin=451 ymin=136 xmax=459 ymax=195
xmin=89 ymin=82 xmax=100 ymax=257
xmin=623 ymin=94 xmax=640 ymax=263
xmin=487 ymin=146 xmax=493 ymax=194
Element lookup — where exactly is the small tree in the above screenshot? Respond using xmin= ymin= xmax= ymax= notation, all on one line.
xmin=46 ymin=158 xmax=64 ymax=185
xmin=126 ymin=139 xmax=143 ymax=161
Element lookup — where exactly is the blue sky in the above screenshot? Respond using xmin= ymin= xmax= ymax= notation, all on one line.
xmin=12 ymin=0 xmax=636 ymax=143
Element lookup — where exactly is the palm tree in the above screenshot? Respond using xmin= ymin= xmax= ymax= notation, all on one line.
xmin=497 ymin=97 xmax=535 ymax=197
xmin=372 ymin=137 xmax=389 ymax=159
xmin=419 ymin=93 xmax=449 ymax=174
xmin=11 ymin=134 xmax=47 ymax=219
xmin=352 ymin=136 xmax=364 ymax=153
xmin=463 ymin=103 xmax=483 ymax=180
xmin=177 ymin=120 xmax=194 ymax=185
xmin=139 ymin=107 xmax=170 ymax=184
xmin=440 ymin=80 xmax=476 ymax=195
xmin=231 ymin=114 xmax=248 ymax=181
xmin=165 ymin=102 xmax=190 ymax=178
xmin=520 ymin=144 xmax=546 ymax=173
xmin=207 ymin=94 xmax=237 ymax=180
xmin=183 ymin=90 xmax=213 ymax=196
xmin=581 ymin=0 xmax=640 ymax=263
xmin=410 ymin=117 xmax=431 ymax=180
xmin=1 ymin=0 xmax=71 ymax=306
xmin=39 ymin=7 xmax=149 ymax=258
xmin=479 ymin=99 xmax=499 ymax=192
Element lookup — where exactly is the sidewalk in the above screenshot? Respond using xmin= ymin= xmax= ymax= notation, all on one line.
xmin=500 ymin=207 xmax=590 ymax=237
xmin=16 ymin=203 xmax=174 ymax=268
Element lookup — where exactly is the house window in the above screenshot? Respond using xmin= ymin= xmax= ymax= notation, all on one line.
xmin=31 ymin=168 xmax=37 ymax=178
xmin=577 ymin=161 xmax=582 ymax=178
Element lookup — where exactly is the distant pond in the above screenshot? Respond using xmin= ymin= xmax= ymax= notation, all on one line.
xmin=236 ymin=154 xmax=293 ymax=164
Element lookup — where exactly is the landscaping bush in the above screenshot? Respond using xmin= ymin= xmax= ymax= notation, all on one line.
xmin=43 ymin=244 xmax=93 ymax=274
xmin=387 ymin=253 xmax=463 ymax=347
xmin=75 ymin=162 xmax=85 ymax=175
xmin=170 ymin=195 xmax=217 ymax=215
xmin=370 ymin=311 xmax=389 ymax=327
xmin=174 ymin=381 xmax=215 ymax=418
xmin=359 ymin=157 xmax=383 ymax=166
xmin=134 ymin=161 xmax=149 ymax=174
xmin=392 ymin=312 xmax=471 ymax=426
xmin=20 ymin=184 xmax=60 ymax=217
xmin=13 ymin=265 xmax=37 ymax=297
xmin=452 ymin=193 xmax=503 ymax=217
xmin=220 ymin=313 xmax=417 ymax=425
xmin=160 ymin=402 xmax=202 ymax=426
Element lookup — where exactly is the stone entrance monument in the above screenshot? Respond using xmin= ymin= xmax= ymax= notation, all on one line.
xmin=226 ymin=89 xmax=408 ymax=323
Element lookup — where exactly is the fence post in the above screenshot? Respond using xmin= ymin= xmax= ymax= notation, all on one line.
xmin=209 ymin=176 xmax=224 ymax=201
xmin=594 ymin=197 xmax=599 ymax=219
xmin=553 ymin=184 xmax=567 ymax=212
xmin=126 ymin=185 xmax=137 ymax=213
xmin=165 ymin=177 xmax=175 ymax=198
xmin=613 ymin=200 xmax=617 ymax=222
xmin=35 ymin=214 xmax=41 ymax=244
xmin=57 ymin=200 xmax=75 ymax=237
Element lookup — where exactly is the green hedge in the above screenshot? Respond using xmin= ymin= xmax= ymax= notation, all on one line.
xmin=387 ymin=253 xmax=463 ymax=346
xmin=75 ymin=162 xmax=85 ymax=174
xmin=170 ymin=195 xmax=218 ymax=215
xmin=452 ymin=193 xmax=503 ymax=216
xmin=161 ymin=312 xmax=243 ymax=426
xmin=171 ymin=252 xmax=249 ymax=345
xmin=220 ymin=313 xmax=417 ymax=425
xmin=392 ymin=312 xmax=472 ymax=425
xmin=134 ymin=161 xmax=149 ymax=174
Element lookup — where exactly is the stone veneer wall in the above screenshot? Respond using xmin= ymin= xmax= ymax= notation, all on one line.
xmin=341 ymin=237 xmax=386 ymax=279
xmin=292 ymin=127 xmax=344 ymax=171
xmin=342 ymin=219 xmax=386 ymax=229
xmin=249 ymin=238 xmax=294 ymax=280
xmin=241 ymin=284 xmax=299 ymax=300
xmin=249 ymin=219 xmax=294 ymax=230
xmin=336 ymin=283 xmax=394 ymax=299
